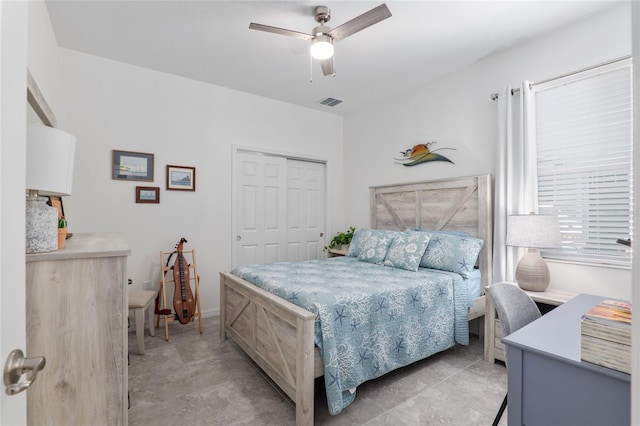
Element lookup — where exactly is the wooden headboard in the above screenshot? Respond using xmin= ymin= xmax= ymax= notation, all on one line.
xmin=370 ymin=174 xmax=493 ymax=292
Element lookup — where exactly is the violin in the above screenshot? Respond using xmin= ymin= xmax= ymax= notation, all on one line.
xmin=172 ymin=238 xmax=195 ymax=324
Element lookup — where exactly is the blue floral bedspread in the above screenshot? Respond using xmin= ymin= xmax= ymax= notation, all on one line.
xmin=230 ymin=257 xmax=469 ymax=415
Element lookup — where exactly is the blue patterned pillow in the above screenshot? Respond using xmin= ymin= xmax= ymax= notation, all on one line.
xmin=419 ymin=233 xmax=484 ymax=278
xmin=383 ymin=231 xmax=431 ymax=271
xmin=346 ymin=228 xmax=368 ymax=258
xmin=347 ymin=229 xmax=397 ymax=264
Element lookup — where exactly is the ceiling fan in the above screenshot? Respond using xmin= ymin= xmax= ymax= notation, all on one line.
xmin=249 ymin=3 xmax=392 ymax=77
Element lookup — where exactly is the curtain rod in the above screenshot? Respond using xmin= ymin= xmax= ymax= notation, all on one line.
xmin=490 ymin=55 xmax=632 ymax=101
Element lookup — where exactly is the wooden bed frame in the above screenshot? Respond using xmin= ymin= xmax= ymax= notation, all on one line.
xmin=220 ymin=174 xmax=493 ymax=426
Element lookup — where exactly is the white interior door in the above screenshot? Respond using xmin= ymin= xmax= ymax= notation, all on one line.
xmin=234 ymin=151 xmax=327 ymax=267
xmin=287 ymin=160 xmax=325 ymax=261
xmin=235 ymin=151 xmax=288 ymax=266
xmin=1 ymin=1 xmax=28 ymax=423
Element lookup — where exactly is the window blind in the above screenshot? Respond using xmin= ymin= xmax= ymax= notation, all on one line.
xmin=534 ymin=61 xmax=633 ymax=267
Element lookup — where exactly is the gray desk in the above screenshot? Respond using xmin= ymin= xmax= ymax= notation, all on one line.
xmin=503 ymin=294 xmax=630 ymax=426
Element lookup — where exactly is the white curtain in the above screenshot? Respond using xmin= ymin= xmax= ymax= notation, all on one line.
xmin=493 ymin=82 xmax=538 ymax=283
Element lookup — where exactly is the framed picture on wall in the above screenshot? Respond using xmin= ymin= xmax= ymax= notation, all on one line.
xmin=135 ymin=186 xmax=160 ymax=204
xmin=112 ymin=150 xmax=154 ymax=181
xmin=166 ymin=165 xmax=196 ymax=191
xmin=47 ymin=196 xmax=65 ymax=218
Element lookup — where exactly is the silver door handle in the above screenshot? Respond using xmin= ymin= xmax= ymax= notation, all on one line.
xmin=3 ymin=349 xmax=46 ymax=395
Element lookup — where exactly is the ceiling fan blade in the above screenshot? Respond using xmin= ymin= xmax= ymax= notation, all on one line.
xmin=320 ymin=57 xmax=335 ymax=77
xmin=249 ymin=23 xmax=313 ymax=41
xmin=328 ymin=4 xmax=392 ymax=41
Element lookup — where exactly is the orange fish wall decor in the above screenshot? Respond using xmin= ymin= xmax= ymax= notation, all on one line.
xmin=395 ymin=142 xmax=455 ymax=166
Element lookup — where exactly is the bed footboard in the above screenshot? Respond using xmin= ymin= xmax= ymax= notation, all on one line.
xmin=220 ymin=272 xmax=316 ymax=426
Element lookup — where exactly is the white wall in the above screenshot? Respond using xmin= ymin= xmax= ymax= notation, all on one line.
xmin=55 ymin=49 xmax=343 ymax=316
xmin=1 ymin=1 xmax=29 ymax=423
xmin=27 ymin=0 xmax=59 ymax=113
xmin=343 ymin=4 xmax=632 ymax=300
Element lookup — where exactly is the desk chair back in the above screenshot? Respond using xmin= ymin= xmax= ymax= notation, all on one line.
xmin=489 ymin=282 xmax=541 ymax=426
xmin=491 ymin=283 xmax=541 ymax=340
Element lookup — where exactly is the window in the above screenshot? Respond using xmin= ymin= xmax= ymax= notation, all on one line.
xmin=534 ymin=60 xmax=633 ymax=267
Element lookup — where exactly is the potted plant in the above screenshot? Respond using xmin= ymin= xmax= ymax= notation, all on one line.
xmin=57 ymin=218 xmax=68 ymax=249
xmin=324 ymin=226 xmax=356 ymax=252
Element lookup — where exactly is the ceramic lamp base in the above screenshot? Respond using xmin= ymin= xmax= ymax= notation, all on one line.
xmin=515 ymin=249 xmax=550 ymax=292
xmin=26 ymin=196 xmax=58 ymax=253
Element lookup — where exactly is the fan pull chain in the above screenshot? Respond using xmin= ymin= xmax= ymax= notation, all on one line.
xmin=309 ymin=53 xmax=313 ymax=83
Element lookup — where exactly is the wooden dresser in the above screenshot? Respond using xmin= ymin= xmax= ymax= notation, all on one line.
xmin=26 ymin=233 xmax=130 ymax=425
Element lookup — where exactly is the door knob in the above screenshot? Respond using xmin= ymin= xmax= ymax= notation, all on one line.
xmin=3 ymin=349 xmax=46 ymax=395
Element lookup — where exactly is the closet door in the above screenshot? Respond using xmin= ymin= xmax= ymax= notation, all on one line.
xmin=234 ymin=152 xmax=326 ymax=267
xmin=287 ymin=160 xmax=325 ymax=261
xmin=235 ymin=152 xmax=288 ymax=266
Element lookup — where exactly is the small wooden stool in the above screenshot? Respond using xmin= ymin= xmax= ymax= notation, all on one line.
xmin=128 ymin=290 xmax=156 ymax=354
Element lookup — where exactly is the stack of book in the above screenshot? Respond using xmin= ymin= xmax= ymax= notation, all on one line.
xmin=580 ymin=299 xmax=631 ymax=374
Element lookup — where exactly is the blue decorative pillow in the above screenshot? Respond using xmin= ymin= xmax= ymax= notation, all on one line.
xmin=419 ymin=233 xmax=484 ymax=278
xmin=346 ymin=228 xmax=368 ymax=258
xmin=383 ymin=231 xmax=431 ymax=271
xmin=347 ymin=229 xmax=397 ymax=264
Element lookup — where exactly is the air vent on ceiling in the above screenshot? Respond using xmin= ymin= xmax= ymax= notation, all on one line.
xmin=317 ymin=97 xmax=343 ymax=107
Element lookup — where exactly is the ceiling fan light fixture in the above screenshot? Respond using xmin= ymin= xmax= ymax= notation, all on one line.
xmin=250 ymin=3 xmax=391 ymax=76
xmin=310 ymin=35 xmax=334 ymax=60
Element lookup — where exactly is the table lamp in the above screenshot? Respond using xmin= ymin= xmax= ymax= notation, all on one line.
xmin=26 ymin=124 xmax=76 ymax=253
xmin=506 ymin=213 xmax=560 ymax=292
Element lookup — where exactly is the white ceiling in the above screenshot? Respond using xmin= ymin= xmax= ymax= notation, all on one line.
xmin=46 ymin=1 xmax=622 ymax=115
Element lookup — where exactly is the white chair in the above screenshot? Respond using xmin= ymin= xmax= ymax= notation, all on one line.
xmin=489 ymin=282 xmax=541 ymax=426
xmin=128 ymin=290 xmax=156 ymax=354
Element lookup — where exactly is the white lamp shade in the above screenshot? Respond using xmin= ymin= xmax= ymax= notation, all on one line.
xmin=310 ymin=35 xmax=334 ymax=60
xmin=27 ymin=124 xmax=76 ymax=196
xmin=506 ymin=214 xmax=561 ymax=249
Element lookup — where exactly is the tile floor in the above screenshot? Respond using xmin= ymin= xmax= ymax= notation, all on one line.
xmin=128 ymin=316 xmax=508 ymax=425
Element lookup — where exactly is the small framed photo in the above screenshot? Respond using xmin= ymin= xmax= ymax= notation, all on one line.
xmin=112 ymin=150 xmax=154 ymax=181
xmin=47 ymin=196 xmax=65 ymax=218
xmin=166 ymin=165 xmax=196 ymax=191
xmin=136 ymin=186 xmax=160 ymax=204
